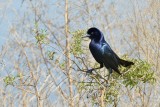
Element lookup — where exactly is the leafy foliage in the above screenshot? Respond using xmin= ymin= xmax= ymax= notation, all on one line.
xmin=35 ymin=29 xmax=49 ymax=44
xmin=71 ymin=30 xmax=86 ymax=55
xmin=78 ymin=56 xmax=156 ymax=105
xmin=47 ymin=51 xmax=56 ymax=60
xmin=121 ymin=58 xmax=156 ymax=88
xmin=3 ymin=73 xmax=24 ymax=86
xmin=3 ymin=75 xmax=15 ymax=86
xmin=34 ymin=22 xmax=49 ymax=44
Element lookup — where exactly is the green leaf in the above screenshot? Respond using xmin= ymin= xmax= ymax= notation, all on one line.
xmin=70 ymin=29 xmax=86 ymax=55
xmin=3 ymin=75 xmax=15 ymax=86
xmin=47 ymin=51 xmax=56 ymax=60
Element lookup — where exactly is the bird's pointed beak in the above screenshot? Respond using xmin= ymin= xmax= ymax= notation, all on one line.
xmin=82 ymin=34 xmax=90 ymax=38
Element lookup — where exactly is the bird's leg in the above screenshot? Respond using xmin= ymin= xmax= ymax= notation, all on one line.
xmin=86 ymin=64 xmax=103 ymax=74
xmin=107 ymin=68 xmax=112 ymax=80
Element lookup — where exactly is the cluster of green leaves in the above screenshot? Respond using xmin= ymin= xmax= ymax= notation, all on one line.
xmin=3 ymin=73 xmax=23 ymax=86
xmin=104 ymin=81 xmax=119 ymax=103
xmin=47 ymin=51 xmax=56 ymax=60
xmin=78 ymin=71 xmax=120 ymax=105
xmin=3 ymin=75 xmax=16 ymax=86
xmin=34 ymin=22 xmax=56 ymax=61
xmin=78 ymin=56 xmax=156 ymax=105
xmin=35 ymin=29 xmax=49 ymax=44
xmin=34 ymin=22 xmax=49 ymax=44
xmin=121 ymin=58 xmax=156 ymax=88
xmin=70 ymin=30 xmax=86 ymax=56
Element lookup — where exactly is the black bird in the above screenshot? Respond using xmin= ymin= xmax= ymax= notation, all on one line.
xmin=83 ymin=27 xmax=134 ymax=77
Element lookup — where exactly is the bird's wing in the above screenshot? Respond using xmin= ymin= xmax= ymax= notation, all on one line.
xmin=101 ymin=43 xmax=119 ymax=70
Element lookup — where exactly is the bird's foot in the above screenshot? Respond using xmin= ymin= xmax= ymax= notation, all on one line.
xmin=86 ymin=69 xmax=93 ymax=75
xmin=107 ymin=74 xmax=111 ymax=80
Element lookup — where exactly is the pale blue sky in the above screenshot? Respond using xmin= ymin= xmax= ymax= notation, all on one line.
xmin=0 ymin=0 xmax=22 ymax=47
xmin=0 ymin=0 xmax=147 ymax=48
xmin=0 ymin=0 xmax=151 ymax=106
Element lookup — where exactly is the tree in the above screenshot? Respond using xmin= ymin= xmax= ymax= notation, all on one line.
xmin=0 ymin=0 xmax=159 ymax=106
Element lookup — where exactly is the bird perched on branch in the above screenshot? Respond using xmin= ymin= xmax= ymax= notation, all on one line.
xmin=83 ymin=27 xmax=134 ymax=78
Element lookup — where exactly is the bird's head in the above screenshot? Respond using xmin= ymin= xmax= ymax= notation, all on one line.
xmin=83 ymin=27 xmax=102 ymax=40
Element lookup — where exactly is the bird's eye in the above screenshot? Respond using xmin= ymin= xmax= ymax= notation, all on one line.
xmin=91 ymin=32 xmax=94 ymax=35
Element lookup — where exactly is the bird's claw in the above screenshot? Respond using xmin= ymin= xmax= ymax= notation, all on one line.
xmin=86 ymin=69 xmax=93 ymax=75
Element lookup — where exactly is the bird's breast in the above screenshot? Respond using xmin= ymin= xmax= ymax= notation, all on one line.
xmin=89 ymin=41 xmax=103 ymax=63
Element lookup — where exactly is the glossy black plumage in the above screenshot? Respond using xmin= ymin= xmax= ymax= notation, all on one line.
xmin=85 ymin=27 xmax=134 ymax=75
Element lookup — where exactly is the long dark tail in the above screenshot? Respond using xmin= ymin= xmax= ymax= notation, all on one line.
xmin=119 ymin=58 xmax=134 ymax=67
